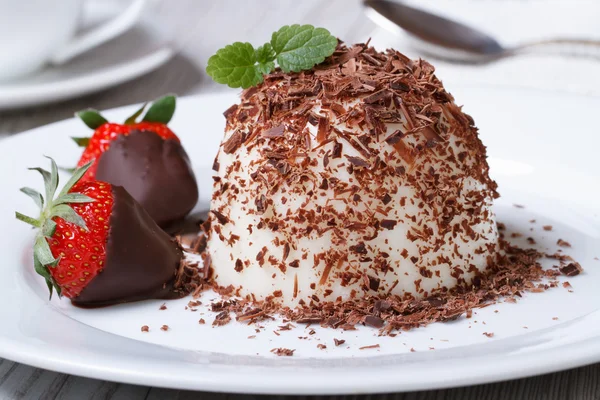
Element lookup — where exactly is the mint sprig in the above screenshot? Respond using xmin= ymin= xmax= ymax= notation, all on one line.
xmin=206 ymin=25 xmax=338 ymax=89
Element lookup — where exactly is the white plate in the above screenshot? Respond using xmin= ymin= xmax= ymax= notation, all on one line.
xmin=0 ymin=86 xmax=599 ymax=394
xmin=0 ymin=1 xmax=174 ymax=110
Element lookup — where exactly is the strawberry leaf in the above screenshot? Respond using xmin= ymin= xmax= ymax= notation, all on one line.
xmin=15 ymin=212 xmax=41 ymax=228
xmin=50 ymin=204 xmax=87 ymax=230
xmin=42 ymin=220 xmax=57 ymax=237
xmin=33 ymin=256 xmax=60 ymax=299
xmin=28 ymin=167 xmax=53 ymax=202
xmin=76 ymin=109 xmax=108 ymax=130
xmin=58 ymin=161 xmax=93 ymax=198
xmin=54 ymin=193 xmax=96 ymax=205
xmin=20 ymin=187 xmax=44 ymax=208
xmin=124 ymin=103 xmax=147 ymax=125
xmin=71 ymin=137 xmax=90 ymax=148
xmin=46 ymin=156 xmax=59 ymax=200
xmin=142 ymin=95 xmax=176 ymax=124
xmin=34 ymin=235 xmax=56 ymax=265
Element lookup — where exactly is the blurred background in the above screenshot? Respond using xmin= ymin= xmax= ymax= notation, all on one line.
xmin=0 ymin=0 xmax=598 ymax=134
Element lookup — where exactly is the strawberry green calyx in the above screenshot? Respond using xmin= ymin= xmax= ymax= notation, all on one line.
xmin=72 ymin=95 xmax=177 ymax=147
xmin=15 ymin=158 xmax=95 ymax=298
xmin=141 ymin=95 xmax=176 ymax=124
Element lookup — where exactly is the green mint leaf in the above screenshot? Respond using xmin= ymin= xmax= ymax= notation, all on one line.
xmin=206 ymin=42 xmax=265 ymax=89
xmin=207 ymin=25 xmax=338 ymax=88
xmin=271 ymin=25 xmax=337 ymax=73
xmin=256 ymin=43 xmax=276 ymax=64
xmin=76 ymin=109 xmax=108 ymax=130
xmin=256 ymin=61 xmax=275 ymax=75
xmin=142 ymin=95 xmax=176 ymax=124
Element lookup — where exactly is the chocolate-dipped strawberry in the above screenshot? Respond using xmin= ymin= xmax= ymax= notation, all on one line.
xmin=15 ymin=158 xmax=187 ymax=307
xmin=72 ymin=95 xmax=198 ymax=228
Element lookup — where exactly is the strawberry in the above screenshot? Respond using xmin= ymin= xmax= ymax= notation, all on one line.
xmin=16 ymin=158 xmax=185 ymax=307
xmin=72 ymin=95 xmax=198 ymax=228
xmin=74 ymin=96 xmax=180 ymax=181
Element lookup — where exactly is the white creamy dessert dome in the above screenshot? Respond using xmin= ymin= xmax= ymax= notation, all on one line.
xmin=205 ymin=43 xmax=499 ymax=307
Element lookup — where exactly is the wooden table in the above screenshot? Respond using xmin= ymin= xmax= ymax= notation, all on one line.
xmin=1 ymin=1 xmax=598 ymax=398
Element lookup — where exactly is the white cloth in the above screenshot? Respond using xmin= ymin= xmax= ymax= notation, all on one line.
xmin=369 ymin=0 xmax=600 ymax=96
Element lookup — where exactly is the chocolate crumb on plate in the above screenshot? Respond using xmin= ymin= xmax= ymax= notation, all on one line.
xmin=317 ymin=344 xmax=327 ymax=350
xmin=159 ymin=303 xmax=167 ymax=310
xmin=198 ymin=318 xmax=206 ymax=324
xmin=557 ymin=239 xmax=571 ymax=248
xmin=559 ymin=262 xmax=582 ymax=277
xmin=271 ymin=348 xmax=295 ymax=356
xmin=543 ymin=225 xmax=553 ymax=231
xmin=160 ymin=325 xmax=169 ymax=331
xmin=359 ymin=344 xmax=380 ymax=350
xmin=334 ymin=338 xmax=346 ymax=346
xmin=482 ymin=332 xmax=494 ymax=338
xmin=141 ymin=325 xmax=149 ymax=332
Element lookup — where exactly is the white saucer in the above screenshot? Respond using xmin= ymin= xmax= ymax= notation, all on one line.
xmin=0 ymin=0 xmax=174 ymax=110
xmin=0 ymin=86 xmax=599 ymax=394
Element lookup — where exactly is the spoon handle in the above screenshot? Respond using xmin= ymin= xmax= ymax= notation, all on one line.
xmin=513 ymin=38 xmax=600 ymax=60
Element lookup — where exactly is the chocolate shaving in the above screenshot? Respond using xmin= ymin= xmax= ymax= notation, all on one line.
xmin=211 ymin=210 xmax=230 ymax=225
xmin=262 ymin=124 xmax=285 ymax=138
xmin=559 ymin=262 xmax=582 ymax=276
xmin=222 ymin=130 xmax=244 ymax=154
xmin=380 ymin=219 xmax=397 ymax=230
xmin=346 ymin=155 xmax=369 ymax=168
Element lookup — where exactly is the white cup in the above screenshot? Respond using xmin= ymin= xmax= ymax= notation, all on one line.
xmin=0 ymin=0 xmax=147 ymax=81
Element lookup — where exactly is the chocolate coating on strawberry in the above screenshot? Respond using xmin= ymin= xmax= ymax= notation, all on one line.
xmin=95 ymin=130 xmax=199 ymax=228
xmin=72 ymin=186 xmax=183 ymax=307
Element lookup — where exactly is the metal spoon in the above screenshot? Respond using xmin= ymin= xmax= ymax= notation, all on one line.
xmin=364 ymin=0 xmax=600 ymax=64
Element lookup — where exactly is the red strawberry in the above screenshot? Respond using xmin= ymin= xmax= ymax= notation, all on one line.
xmin=74 ymin=96 xmax=180 ymax=181
xmin=16 ymin=158 xmax=186 ymax=306
xmin=72 ymin=95 xmax=198 ymax=228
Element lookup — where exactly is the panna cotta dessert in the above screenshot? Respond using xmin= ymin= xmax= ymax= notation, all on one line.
xmin=206 ymin=43 xmax=499 ymax=307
